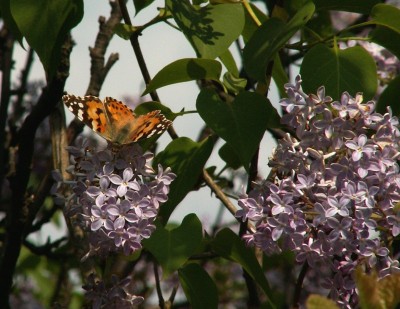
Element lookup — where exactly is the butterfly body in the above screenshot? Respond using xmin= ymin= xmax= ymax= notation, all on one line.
xmin=62 ymin=94 xmax=172 ymax=145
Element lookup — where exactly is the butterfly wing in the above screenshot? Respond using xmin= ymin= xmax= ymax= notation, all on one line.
xmin=63 ymin=94 xmax=172 ymax=145
xmin=62 ymin=94 xmax=114 ymax=142
xmin=102 ymin=97 xmax=138 ymax=144
xmin=103 ymin=97 xmax=172 ymax=144
xmin=128 ymin=110 xmax=172 ymax=142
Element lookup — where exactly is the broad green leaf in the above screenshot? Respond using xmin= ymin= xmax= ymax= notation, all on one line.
xmin=10 ymin=0 xmax=83 ymax=77
xmin=304 ymin=9 xmax=333 ymax=39
xmin=376 ymin=75 xmax=400 ymax=116
xmin=114 ymin=23 xmax=137 ymax=40
xmin=306 ymin=295 xmax=339 ymax=309
xmin=133 ymin=0 xmax=155 ymax=16
xmin=218 ymin=143 xmax=242 ymax=169
xmin=211 ymin=228 xmax=275 ymax=307
xmin=196 ymin=89 xmax=280 ymax=171
xmin=243 ymin=2 xmax=314 ymax=82
xmin=370 ymin=27 xmax=400 ymax=60
xmin=143 ymin=58 xmax=222 ymax=95
xmin=300 ymin=44 xmax=377 ymax=100
xmin=371 ymin=4 xmax=400 ymax=32
xmin=166 ymin=0 xmax=245 ymax=59
xmin=356 ymin=269 xmax=400 ymax=309
xmin=272 ymin=54 xmax=289 ymax=97
xmin=370 ymin=4 xmax=400 ymax=59
xmin=193 ymin=0 xmax=208 ymax=4
xmin=179 ymin=263 xmax=218 ymax=309
xmin=143 ymin=214 xmax=203 ymax=276
xmin=313 ymin=0 xmax=380 ymax=14
xmin=222 ymin=72 xmax=247 ymax=95
xmin=219 ymin=49 xmax=239 ymax=76
xmin=356 ymin=270 xmax=384 ymax=309
xmin=154 ymin=137 xmax=214 ymax=222
xmin=242 ymin=3 xmax=268 ymax=44
xmin=0 ymin=0 xmax=23 ymax=43
xmin=379 ymin=273 xmax=400 ymax=309
xmin=134 ymin=101 xmax=175 ymax=120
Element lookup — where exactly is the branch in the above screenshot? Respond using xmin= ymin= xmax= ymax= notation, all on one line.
xmin=0 ymin=25 xmax=14 ymax=201
xmin=13 ymin=48 xmax=35 ymax=115
xmin=293 ymin=262 xmax=309 ymax=308
xmin=68 ymin=0 xmax=123 ymax=144
xmin=117 ymin=0 xmax=178 ymax=140
xmin=23 ymin=237 xmax=69 ymax=259
xmin=0 ymin=35 xmax=73 ymax=308
xmin=202 ymin=169 xmax=238 ymax=217
xmin=86 ymin=0 xmax=122 ymax=96
xmin=153 ymin=260 xmax=165 ymax=308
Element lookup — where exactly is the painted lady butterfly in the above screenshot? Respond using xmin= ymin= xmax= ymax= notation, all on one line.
xmin=62 ymin=94 xmax=172 ymax=145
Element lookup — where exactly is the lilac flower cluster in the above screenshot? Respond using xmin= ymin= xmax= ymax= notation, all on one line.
xmin=236 ymin=76 xmax=400 ymax=307
xmin=83 ymin=274 xmax=144 ymax=309
xmin=356 ymin=40 xmax=400 ymax=89
xmin=63 ymin=138 xmax=175 ymax=257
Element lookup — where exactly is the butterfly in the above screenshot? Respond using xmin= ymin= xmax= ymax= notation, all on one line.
xmin=62 ymin=94 xmax=172 ymax=145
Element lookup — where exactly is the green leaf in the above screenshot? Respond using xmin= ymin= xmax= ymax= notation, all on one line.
xmin=219 ymin=49 xmax=239 ymax=76
xmin=143 ymin=58 xmax=222 ymax=95
xmin=222 ymin=72 xmax=247 ymax=95
xmin=242 ymin=3 xmax=267 ymax=44
xmin=355 ymin=270 xmax=384 ymax=309
xmin=114 ymin=23 xmax=137 ymax=40
xmin=304 ymin=9 xmax=333 ymax=40
xmin=355 ymin=269 xmax=400 ymax=309
xmin=370 ymin=4 xmax=400 ymax=59
xmin=211 ymin=229 xmax=275 ymax=307
xmin=166 ymin=0 xmax=245 ymax=59
xmin=10 ymin=0 xmax=83 ymax=77
xmin=371 ymin=4 xmax=400 ymax=32
xmin=0 ymin=0 xmax=23 ymax=43
xmin=272 ymin=54 xmax=289 ymax=97
xmin=243 ymin=2 xmax=314 ymax=82
xmin=134 ymin=101 xmax=175 ymax=120
xmin=370 ymin=27 xmax=400 ymax=60
xmin=154 ymin=137 xmax=214 ymax=222
xmin=306 ymin=295 xmax=340 ymax=309
xmin=218 ymin=143 xmax=242 ymax=169
xmin=133 ymin=0 xmax=155 ymax=16
xmin=376 ymin=75 xmax=400 ymax=115
xmin=313 ymin=0 xmax=380 ymax=14
xmin=300 ymin=44 xmax=377 ymax=100
xmin=179 ymin=263 xmax=218 ymax=309
xmin=143 ymin=214 xmax=203 ymax=276
xmin=196 ymin=89 xmax=280 ymax=171
xmin=378 ymin=273 xmax=400 ymax=309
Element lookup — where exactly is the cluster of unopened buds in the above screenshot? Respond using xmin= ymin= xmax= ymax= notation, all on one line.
xmin=236 ymin=75 xmax=400 ymax=307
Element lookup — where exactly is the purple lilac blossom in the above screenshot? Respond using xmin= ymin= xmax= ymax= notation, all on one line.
xmin=83 ymin=274 xmax=144 ymax=309
xmin=236 ymin=76 xmax=400 ymax=308
xmin=62 ymin=140 xmax=176 ymax=258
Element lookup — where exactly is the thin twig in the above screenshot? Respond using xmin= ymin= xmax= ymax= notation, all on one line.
xmin=86 ymin=0 xmax=122 ymax=96
xmin=153 ymin=260 xmax=165 ymax=308
xmin=202 ymin=169 xmax=238 ymax=217
xmin=292 ymin=263 xmax=308 ymax=308
xmin=68 ymin=0 xmax=123 ymax=144
xmin=13 ymin=48 xmax=35 ymax=114
xmin=117 ymin=0 xmax=178 ymax=140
